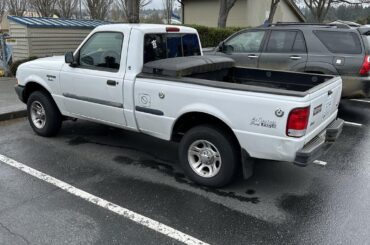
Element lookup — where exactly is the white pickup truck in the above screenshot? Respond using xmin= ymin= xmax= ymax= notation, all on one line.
xmin=15 ymin=24 xmax=344 ymax=187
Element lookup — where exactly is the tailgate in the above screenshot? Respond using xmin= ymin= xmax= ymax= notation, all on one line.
xmin=305 ymin=77 xmax=342 ymax=137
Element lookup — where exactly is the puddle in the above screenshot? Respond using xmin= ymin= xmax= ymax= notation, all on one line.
xmin=113 ymin=155 xmax=260 ymax=204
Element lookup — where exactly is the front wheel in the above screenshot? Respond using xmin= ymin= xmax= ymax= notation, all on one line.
xmin=179 ymin=125 xmax=239 ymax=187
xmin=27 ymin=91 xmax=62 ymax=137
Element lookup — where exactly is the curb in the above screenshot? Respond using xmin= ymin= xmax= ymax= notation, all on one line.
xmin=0 ymin=109 xmax=27 ymax=122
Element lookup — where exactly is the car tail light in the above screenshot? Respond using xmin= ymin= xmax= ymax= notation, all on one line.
xmin=360 ymin=55 xmax=370 ymax=76
xmin=166 ymin=27 xmax=180 ymax=32
xmin=286 ymin=107 xmax=310 ymax=138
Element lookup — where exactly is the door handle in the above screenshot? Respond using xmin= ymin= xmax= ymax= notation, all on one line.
xmin=290 ymin=56 xmax=302 ymax=60
xmin=107 ymin=80 xmax=117 ymax=86
xmin=248 ymin=54 xmax=259 ymax=59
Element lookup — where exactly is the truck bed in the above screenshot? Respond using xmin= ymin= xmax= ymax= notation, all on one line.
xmin=140 ymin=56 xmax=337 ymax=97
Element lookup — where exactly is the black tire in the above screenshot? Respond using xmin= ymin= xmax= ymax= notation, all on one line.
xmin=179 ymin=124 xmax=239 ymax=187
xmin=27 ymin=91 xmax=62 ymax=137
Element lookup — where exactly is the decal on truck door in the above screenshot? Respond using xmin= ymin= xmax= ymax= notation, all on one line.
xmin=250 ymin=117 xmax=277 ymax=129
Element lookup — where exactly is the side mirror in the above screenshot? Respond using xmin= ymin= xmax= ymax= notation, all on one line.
xmin=65 ymin=52 xmax=74 ymax=63
xmin=218 ymin=42 xmax=233 ymax=54
xmin=65 ymin=52 xmax=77 ymax=67
xmin=218 ymin=42 xmax=225 ymax=52
xmin=223 ymin=44 xmax=234 ymax=54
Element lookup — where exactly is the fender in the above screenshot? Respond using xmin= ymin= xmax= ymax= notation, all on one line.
xmin=173 ymin=103 xmax=234 ymax=134
xmin=24 ymin=74 xmax=53 ymax=93
xmin=21 ymin=74 xmax=68 ymax=116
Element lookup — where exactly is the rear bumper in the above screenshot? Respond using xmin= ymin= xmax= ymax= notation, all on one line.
xmin=294 ymin=118 xmax=344 ymax=167
xmin=14 ymin=85 xmax=25 ymax=103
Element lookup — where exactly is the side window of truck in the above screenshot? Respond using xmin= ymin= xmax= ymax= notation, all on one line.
xmin=79 ymin=32 xmax=124 ymax=71
xmin=224 ymin=31 xmax=266 ymax=53
xmin=266 ymin=30 xmax=306 ymax=53
xmin=144 ymin=33 xmax=201 ymax=63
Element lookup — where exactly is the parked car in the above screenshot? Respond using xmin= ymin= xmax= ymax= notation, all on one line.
xmin=207 ymin=22 xmax=370 ymax=98
xmin=15 ymin=24 xmax=343 ymax=187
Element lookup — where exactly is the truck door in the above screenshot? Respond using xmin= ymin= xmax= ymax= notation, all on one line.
xmin=259 ymin=30 xmax=308 ymax=72
xmin=60 ymin=31 xmax=128 ymax=126
xmin=220 ymin=30 xmax=267 ymax=68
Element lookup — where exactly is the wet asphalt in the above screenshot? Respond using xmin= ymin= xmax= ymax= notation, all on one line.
xmin=0 ymin=99 xmax=369 ymax=245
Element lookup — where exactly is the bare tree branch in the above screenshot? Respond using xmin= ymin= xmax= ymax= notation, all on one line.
xmin=6 ymin=0 xmax=27 ymax=16
xmin=297 ymin=0 xmax=370 ymax=22
xmin=218 ymin=0 xmax=237 ymax=28
xmin=126 ymin=0 xmax=140 ymax=23
xmin=268 ymin=0 xmax=281 ymax=23
xmin=116 ymin=0 xmax=152 ymax=22
xmin=0 ymin=0 xmax=6 ymax=20
xmin=29 ymin=0 xmax=57 ymax=17
xmin=56 ymin=0 xmax=78 ymax=18
xmin=84 ymin=0 xmax=114 ymax=20
xmin=162 ymin=0 xmax=174 ymax=24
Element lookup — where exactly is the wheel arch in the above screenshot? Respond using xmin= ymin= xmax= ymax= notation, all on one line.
xmin=304 ymin=62 xmax=338 ymax=75
xmin=23 ymin=81 xmax=63 ymax=117
xmin=173 ymin=112 xmax=255 ymax=183
xmin=171 ymin=111 xmax=241 ymax=149
xmin=23 ymin=82 xmax=51 ymax=103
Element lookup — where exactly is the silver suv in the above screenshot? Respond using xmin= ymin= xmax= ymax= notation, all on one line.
xmin=208 ymin=23 xmax=370 ymax=98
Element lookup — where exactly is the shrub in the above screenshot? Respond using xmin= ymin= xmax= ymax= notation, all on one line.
xmin=9 ymin=56 xmax=38 ymax=76
xmin=187 ymin=25 xmax=247 ymax=48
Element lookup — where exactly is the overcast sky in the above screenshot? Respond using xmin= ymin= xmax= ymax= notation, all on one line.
xmin=145 ymin=0 xmax=181 ymax=9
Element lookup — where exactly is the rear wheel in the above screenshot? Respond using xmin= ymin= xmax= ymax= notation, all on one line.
xmin=27 ymin=91 xmax=62 ymax=137
xmin=179 ymin=125 xmax=239 ymax=187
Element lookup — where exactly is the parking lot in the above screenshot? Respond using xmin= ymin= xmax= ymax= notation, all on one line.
xmin=0 ymin=98 xmax=369 ymax=244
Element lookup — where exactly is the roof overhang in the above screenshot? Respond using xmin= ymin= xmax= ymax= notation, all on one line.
xmin=285 ymin=0 xmax=306 ymax=22
xmin=7 ymin=15 xmax=110 ymax=29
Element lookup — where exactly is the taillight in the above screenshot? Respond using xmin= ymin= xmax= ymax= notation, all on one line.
xmin=360 ymin=55 xmax=370 ymax=76
xmin=286 ymin=107 xmax=310 ymax=138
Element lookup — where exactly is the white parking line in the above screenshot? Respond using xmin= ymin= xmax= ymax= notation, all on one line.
xmin=350 ymin=99 xmax=370 ymax=104
xmin=313 ymin=160 xmax=327 ymax=166
xmin=0 ymin=154 xmax=208 ymax=245
xmin=344 ymin=121 xmax=363 ymax=127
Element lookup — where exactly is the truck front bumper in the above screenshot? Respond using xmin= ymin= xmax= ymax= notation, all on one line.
xmin=294 ymin=118 xmax=344 ymax=167
xmin=14 ymin=85 xmax=26 ymax=103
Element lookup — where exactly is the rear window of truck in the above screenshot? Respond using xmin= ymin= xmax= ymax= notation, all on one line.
xmin=314 ymin=30 xmax=362 ymax=54
xmin=144 ymin=33 xmax=201 ymax=63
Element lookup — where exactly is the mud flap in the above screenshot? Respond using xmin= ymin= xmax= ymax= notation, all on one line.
xmin=241 ymin=149 xmax=254 ymax=179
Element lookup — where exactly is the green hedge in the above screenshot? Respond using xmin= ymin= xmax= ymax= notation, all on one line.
xmin=187 ymin=25 xmax=246 ymax=48
xmin=10 ymin=56 xmax=38 ymax=76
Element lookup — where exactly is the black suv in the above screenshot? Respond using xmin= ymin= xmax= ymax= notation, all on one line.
xmin=208 ymin=23 xmax=370 ymax=98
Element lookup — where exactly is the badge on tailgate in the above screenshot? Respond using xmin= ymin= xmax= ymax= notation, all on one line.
xmin=323 ymin=93 xmax=334 ymax=120
xmin=313 ymin=104 xmax=322 ymax=116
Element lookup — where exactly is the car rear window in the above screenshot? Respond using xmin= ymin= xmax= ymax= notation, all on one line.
xmin=314 ymin=30 xmax=362 ymax=54
xmin=144 ymin=33 xmax=201 ymax=63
